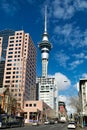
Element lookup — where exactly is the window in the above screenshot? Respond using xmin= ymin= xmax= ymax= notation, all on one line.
xmin=10 ymin=41 xmax=14 ymax=43
xmin=46 ymin=86 xmax=49 ymax=90
xmin=8 ymin=51 xmax=13 ymax=54
xmin=6 ymin=72 xmax=11 ymax=74
xmin=26 ymin=104 xmax=28 ymax=107
xmin=8 ymin=56 xmax=12 ymax=58
xmin=41 ymin=86 xmax=44 ymax=90
xmin=11 ymin=89 xmax=14 ymax=92
xmin=7 ymin=59 xmax=12 ymax=62
xmin=33 ymin=104 xmax=36 ymax=107
xmin=9 ymin=48 xmax=13 ymax=50
xmin=29 ymin=104 xmax=32 ymax=107
xmin=10 ymin=37 xmax=14 ymax=39
xmin=19 ymin=93 xmax=21 ymax=96
xmin=5 ymin=80 xmax=10 ymax=83
xmin=7 ymin=68 xmax=11 ymax=70
xmin=7 ymin=64 xmax=12 ymax=66
xmin=6 ymin=76 xmax=10 ymax=79
xmin=9 ymin=44 xmax=14 ymax=47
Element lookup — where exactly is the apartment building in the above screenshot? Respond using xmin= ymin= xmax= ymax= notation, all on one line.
xmin=3 ymin=30 xmax=36 ymax=109
xmin=79 ymin=79 xmax=87 ymax=127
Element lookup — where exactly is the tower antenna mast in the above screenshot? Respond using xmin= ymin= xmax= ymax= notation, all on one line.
xmin=45 ymin=5 xmax=47 ymax=33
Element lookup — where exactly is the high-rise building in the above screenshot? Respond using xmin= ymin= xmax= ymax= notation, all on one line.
xmin=37 ymin=77 xmax=56 ymax=109
xmin=3 ymin=30 xmax=36 ymax=108
xmin=0 ymin=29 xmax=15 ymax=60
xmin=0 ymin=29 xmax=15 ymax=88
xmin=79 ymin=79 xmax=87 ymax=126
xmin=0 ymin=60 xmax=5 ymax=88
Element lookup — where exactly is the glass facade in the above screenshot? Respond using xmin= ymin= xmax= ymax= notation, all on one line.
xmin=0 ymin=29 xmax=14 ymax=59
xmin=0 ymin=60 xmax=5 ymax=88
xmin=0 ymin=29 xmax=15 ymax=88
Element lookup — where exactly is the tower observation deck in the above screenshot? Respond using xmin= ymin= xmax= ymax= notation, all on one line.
xmin=38 ymin=6 xmax=52 ymax=77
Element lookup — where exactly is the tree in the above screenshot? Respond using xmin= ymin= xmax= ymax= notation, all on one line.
xmin=69 ymin=96 xmax=81 ymax=113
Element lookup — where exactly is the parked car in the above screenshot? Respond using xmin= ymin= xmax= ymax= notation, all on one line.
xmin=49 ymin=120 xmax=55 ymax=124
xmin=44 ymin=121 xmax=50 ymax=125
xmin=32 ymin=121 xmax=39 ymax=126
xmin=0 ymin=114 xmax=24 ymax=128
xmin=67 ymin=122 xmax=76 ymax=129
xmin=59 ymin=116 xmax=67 ymax=123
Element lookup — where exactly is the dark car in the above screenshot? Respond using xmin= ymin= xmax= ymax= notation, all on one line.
xmin=0 ymin=114 xmax=24 ymax=128
xmin=15 ymin=116 xmax=24 ymax=127
xmin=49 ymin=120 xmax=55 ymax=124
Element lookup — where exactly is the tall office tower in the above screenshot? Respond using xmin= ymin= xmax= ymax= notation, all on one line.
xmin=0 ymin=30 xmax=15 ymax=88
xmin=37 ymin=77 xmax=56 ymax=109
xmin=38 ymin=6 xmax=52 ymax=77
xmin=3 ymin=30 xmax=36 ymax=108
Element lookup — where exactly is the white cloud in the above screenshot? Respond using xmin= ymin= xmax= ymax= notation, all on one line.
xmin=73 ymin=53 xmax=87 ymax=59
xmin=73 ymin=82 xmax=79 ymax=92
xmin=54 ymin=72 xmax=71 ymax=90
xmin=53 ymin=23 xmax=87 ymax=70
xmin=59 ymin=95 xmax=68 ymax=103
xmin=1 ymin=0 xmax=19 ymax=15
xmin=53 ymin=23 xmax=87 ymax=48
xmin=55 ymin=52 xmax=70 ymax=68
xmin=52 ymin=0 xmax=75 ymax=19
xmin=73 ymin=53 xmax=85 ymax=59
xmin=82 ymin=73 xmax=87 ymax=78
xmin=69 ymin=60 xmax=83 ymax=70
xmin=51 ymin=0 xmax=87 ymax=20
xmin=73 ymin=73 xmax=87 ymax=92
xmin=49 ymin=72 xmax=71 ymax=90
xmin=54 ymin=24 xmax=73 ymax=37
xmin=75 ymin=0 xmax=87 ymax=9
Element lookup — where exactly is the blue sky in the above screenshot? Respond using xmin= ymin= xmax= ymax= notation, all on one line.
xmin=0 ymin=0 xmax=87 ymax=100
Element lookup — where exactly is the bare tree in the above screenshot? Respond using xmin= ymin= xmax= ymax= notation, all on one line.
xmin=69 ymin=96 xmax=81 ymax=113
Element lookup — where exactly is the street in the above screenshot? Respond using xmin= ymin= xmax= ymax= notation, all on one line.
xmin=3 ymin=123 xmax=87 ymax=130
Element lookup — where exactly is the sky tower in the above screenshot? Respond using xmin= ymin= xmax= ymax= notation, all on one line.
xmin=38 ymin=6 xmax=52 ymax=77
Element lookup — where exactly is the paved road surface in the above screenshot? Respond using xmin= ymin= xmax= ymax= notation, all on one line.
xmin=4 ymin=123 xmax=87 ymax=130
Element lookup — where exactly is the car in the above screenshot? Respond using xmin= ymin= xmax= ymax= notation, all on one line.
xmin=32 ymin=121 xmax=39 ymax=126
xmin=49 ymin=120 xmax=55 ymax=124
xmin=55 ymin=121 xmax=58 ymax=124
xmin=44 ymin=121 xmax=50 ymax=125
xmin=67 ymin=122 xmax=76 ymax=129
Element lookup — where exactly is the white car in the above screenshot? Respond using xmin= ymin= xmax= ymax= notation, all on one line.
xmin=44 ymin=121 xmax=50 ymax=125
xmin=32 ymin=122 xmax=39 ymax=126
xmin=67 ymin=122 xmax=76 ymax=129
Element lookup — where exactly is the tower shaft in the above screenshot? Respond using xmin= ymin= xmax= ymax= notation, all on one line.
xmin=38 ymin=6 xmax=52 ymax=77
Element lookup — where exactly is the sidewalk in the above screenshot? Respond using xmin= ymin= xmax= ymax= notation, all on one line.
xmin=76 ymin=126 xmax=87 ymax=130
